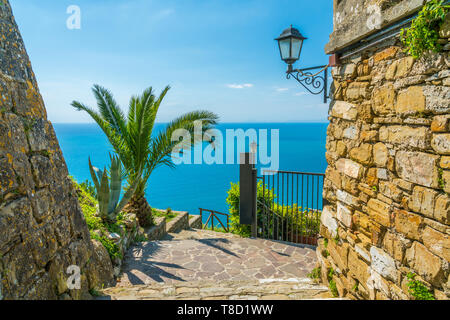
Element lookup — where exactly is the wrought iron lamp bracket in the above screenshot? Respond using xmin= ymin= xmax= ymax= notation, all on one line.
xmin=286 ymin=64 xmax=329 ymax=103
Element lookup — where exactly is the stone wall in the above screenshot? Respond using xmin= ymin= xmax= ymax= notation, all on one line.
xmin=189 ymin=215 xmax=203 ymax=229
xmin=166 ymin=211 xmax=190 ymax=233
xmin=319 ymin=0 xmax=450 ymax=300
xmin=0 ymin=1 xmax=111 ymax=299
xmin=326 ymin=0 xmax=425 ymax=54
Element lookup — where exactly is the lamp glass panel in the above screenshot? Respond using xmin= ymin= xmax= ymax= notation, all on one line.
xmin=278 ymin=38 xmax=291 ymax=60
xmin=291 ymin=38 xmax=303 ymax=60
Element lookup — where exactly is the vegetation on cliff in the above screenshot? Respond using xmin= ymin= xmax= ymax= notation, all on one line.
xmin=71 ymin=177 xmax=128 ymax=260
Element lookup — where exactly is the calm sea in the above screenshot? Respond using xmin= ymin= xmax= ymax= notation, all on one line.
xmin=53 ymin=123 xmax=328 ymax=217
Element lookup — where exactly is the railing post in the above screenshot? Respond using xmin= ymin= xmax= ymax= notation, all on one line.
xmin=240 ymin=152 xmax=257 ymax=237
xmin=211 ymin=213 xmax=214 ymax=231
xmin=251 ymin=167 xmax=258 ymax=238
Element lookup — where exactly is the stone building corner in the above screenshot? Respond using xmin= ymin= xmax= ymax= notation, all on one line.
xmin=319 ymin=0 xmax=450 ymax=300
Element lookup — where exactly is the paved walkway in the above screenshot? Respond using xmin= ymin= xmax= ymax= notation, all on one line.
xmin=101 ymin=229 xmax=331 ymax=300
xmin=101 ymin=278 xmax=330 ymax=300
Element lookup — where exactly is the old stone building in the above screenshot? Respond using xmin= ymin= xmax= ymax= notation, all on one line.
xmin=319 ymin=0 xmax=450 ymax=299
xmin=0 ymin=1 xmax=113 ymax=299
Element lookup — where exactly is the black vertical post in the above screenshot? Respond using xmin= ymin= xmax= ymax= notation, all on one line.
xmin=251 ymin=166 xmax=257 ymax=238
xmin=240 ymin=152 xmax=257 ymax=238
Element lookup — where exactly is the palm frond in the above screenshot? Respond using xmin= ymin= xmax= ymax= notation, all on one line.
xmin=92 ymin=84 xmax=127 ymax=137
xmin=144 ymin=110 xmax=219 ymax=184
xmin=72 ymin=84 xmax=219 ymax=203
xmin=71 ymin=101 xmax=132 ymax=170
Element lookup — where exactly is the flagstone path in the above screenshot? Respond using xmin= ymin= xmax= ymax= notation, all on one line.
xmin=101 ymin=229 xmax=332 ymax=300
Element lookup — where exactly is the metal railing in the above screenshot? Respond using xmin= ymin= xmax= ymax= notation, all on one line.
xmin=199 ymin=208 xmax=230 ymax=232
xmin=258 ymin=170 xmax=325 ymax=245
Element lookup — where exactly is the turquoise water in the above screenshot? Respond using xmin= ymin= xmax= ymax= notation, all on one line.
xmin=54 ymin=123 xmax=328 ymax=217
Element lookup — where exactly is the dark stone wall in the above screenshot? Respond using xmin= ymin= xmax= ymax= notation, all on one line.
xmin=0 ymin=0 xmax=107 ymax=299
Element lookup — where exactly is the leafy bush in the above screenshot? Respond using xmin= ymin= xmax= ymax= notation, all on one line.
xmin=329 ymin=280 xmax=338 ymax=297
xmin=72 ymin=177 xmax=126 ymax=260
xmin=273 ymin=203 xmax=321 ymax=238
xmin=226 ymin=181 xmax=275 ymax=237
xmin=406 ymin=272 xmax=435 ymax=300
xmin=327 ymin=268 xmax=339 ymax=297
xmin=400 ymin=0 xmax=449 ymax=58
xmin=90 ymin=232 xmax=122 ymax=261
xmin=226 ymin=181 xmax=321 ymax=239
xmin=80 ymin=179 xmax=97 ymax=198
xmin=307 ymin=267 xmax=321 ymax=281
xmin=152 ymin=208 xmax=179 ymax=222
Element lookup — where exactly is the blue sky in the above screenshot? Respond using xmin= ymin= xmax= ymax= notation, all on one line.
xmin=11 ymin=0 xmax=333 ymax=123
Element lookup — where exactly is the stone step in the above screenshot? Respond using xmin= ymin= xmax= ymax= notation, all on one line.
xmin=162 ymin=228 xmax=242 ymax=241
xmin=99 ymin=278 xmax=333 ymax=300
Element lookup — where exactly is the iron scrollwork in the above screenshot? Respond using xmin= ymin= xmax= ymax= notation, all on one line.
xmin=286 ymin=65 xmax=329 ymax=103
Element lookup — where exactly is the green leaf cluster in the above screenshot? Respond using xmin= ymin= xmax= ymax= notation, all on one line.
xmin=406 ymin=272 xmax=435 ymax=300
xmin=80 ymin=179 xmax=97 ymax=198
xmin=226 ymin=181 xmax=321 ymax=238
xmin=327 ymin=268 xmax=338 ymax=297
xmin=307 ymin=267 xmax=321 ymax=280
xmin=400 ymin=0 xmax=449 ymax=58
xmin=226 ymin=181 xmax=275 ymax=237
xmin=88 ymin=154 xmax=139 ymax=223
xmin=71 ymin=177 xmax=126 ymax=260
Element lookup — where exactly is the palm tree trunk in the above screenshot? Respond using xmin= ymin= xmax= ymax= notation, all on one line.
xmin=124 ymin=193 xmax=153 ymax=227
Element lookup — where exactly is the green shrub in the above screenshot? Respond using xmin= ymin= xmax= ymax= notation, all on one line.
xmin=329 ymin=280 xmax=338 ymax=297
xmin=90 ymin=232 xmax=122 ymax=261
xmin=307 ymin=267 xmax=321 ymax=280
xmin=327 ymin=268 xmax=334 ymax=282
xmin=406 ymin=272 xmax=435 ymax=300
xmin=226 ymin=181 xmax=321 ymax=238
xmin=152 ymin=208 xmax=178 ymax=222
xmin=326 ymin=268 xmax=339 ymax=297
xmin=72 ymin=177 xmax=127 ymax=260
xmin=400 ymin=0 xmax=449 ymax=58
xmin=80 ymin=179 xmax=97 ymax=198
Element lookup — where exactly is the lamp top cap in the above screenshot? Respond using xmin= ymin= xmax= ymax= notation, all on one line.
xmin=275 ymin=25 xmax=307 ymax=41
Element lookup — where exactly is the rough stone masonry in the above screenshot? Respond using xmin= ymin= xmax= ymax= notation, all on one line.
xmin=318 ymin=0 xmax=450 ymax=299
xmin=0 ymin=0 xmax=113 ymax=299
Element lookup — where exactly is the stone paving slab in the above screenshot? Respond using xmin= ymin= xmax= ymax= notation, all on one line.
xmin=115 ymin=229 xmax=318 ymax=287
xmin=101 ymin=278 xmax=332 ymax=300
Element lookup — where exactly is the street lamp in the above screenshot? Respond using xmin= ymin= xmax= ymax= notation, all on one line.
xmin=276 ymin=25 xmax=330 ymax=103
xmin=275 ymin=25 xmax=306 ymax=66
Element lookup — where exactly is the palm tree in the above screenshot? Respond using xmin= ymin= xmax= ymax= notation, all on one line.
xmin=72 ymin=85 xmax=219 ymax=227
